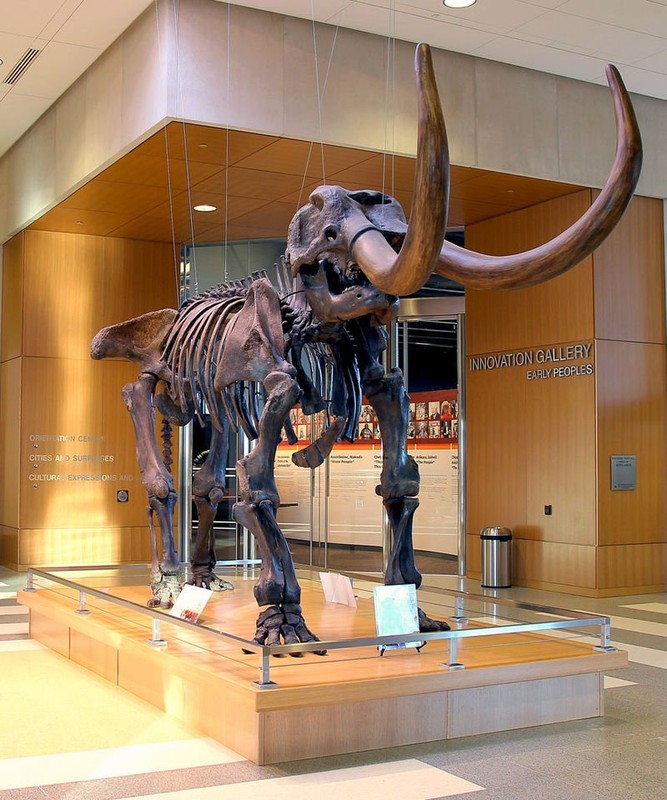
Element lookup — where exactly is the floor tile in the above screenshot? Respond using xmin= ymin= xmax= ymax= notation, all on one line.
xmin=0 ymin=640 xmax=46 ymax=652
xmin=0 ymin=739 xmax=244 ymax=790
xmin=621 ymin=602 xmax=667 ymax=614
xmin=604 ymin=675 xmax=637 ymax=688
xmin=0 ymin=622 xmax=29 ymax=635
xmin=119 ymin=761 xmax=484 ymax=800
xmin=0 ymin=605 xmax=28 ymax=616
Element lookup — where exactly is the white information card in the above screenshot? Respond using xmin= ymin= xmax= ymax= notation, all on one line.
xmin=169 ymin=583 xmax=213 ymax=623
xmin=319 ymin=571 xmax=357 ymax=608
xmin=373 ymin=583 xmax=423 ymax=652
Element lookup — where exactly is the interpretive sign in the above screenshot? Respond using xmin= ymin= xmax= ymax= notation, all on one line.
xmin=169 ymin=584 xmax=213 ymax=623
xmin=611 ymin=455 xmax=636 ymax=491
xmin=319 ymin=572 xmax=357 ymax=607
xmin=373 ymin=584 xmax=423 ymax=652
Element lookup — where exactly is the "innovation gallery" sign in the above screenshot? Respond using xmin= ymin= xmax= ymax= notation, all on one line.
xmin=469 ymin=342 xmax=593 ymax=381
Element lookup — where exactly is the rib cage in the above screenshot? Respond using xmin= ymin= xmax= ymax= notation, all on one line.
xmin=162 ymin=279 xmax=248 ymax=434
xmin=160 ymin=271 xmax=364 ymax=445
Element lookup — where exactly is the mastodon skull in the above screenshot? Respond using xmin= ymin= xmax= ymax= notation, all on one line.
xmin=286 ymin=43 xmax=642 ymax=299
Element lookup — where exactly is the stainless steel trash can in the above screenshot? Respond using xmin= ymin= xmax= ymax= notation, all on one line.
xmin=480 ymin=527 xmax=512 ymax=588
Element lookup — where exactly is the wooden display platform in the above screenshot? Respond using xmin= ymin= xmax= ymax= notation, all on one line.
xmin=18 ymin=576 xmax=626 ymax=765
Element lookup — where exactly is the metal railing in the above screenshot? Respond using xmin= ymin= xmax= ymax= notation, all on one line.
xmin=26 ymin=565 xmax=617 ymax=688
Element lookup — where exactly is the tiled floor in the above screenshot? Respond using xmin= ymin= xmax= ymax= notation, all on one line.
xmin=1 ymin=565 xmax=666 ymax=800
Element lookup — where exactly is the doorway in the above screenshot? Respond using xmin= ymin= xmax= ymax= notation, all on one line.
xmin=275 ymin=299 xmax=465 ymax=578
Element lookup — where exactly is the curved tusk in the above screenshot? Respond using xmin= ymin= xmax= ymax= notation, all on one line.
xmin=348 ymin=43 xmax=449 ymax=296
xmin=435 ymin=65 xmax=642 ymax=290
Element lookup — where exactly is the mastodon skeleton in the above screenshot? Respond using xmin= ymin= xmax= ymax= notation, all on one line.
xmin=91 ymin=44 xmax=642 ymax=649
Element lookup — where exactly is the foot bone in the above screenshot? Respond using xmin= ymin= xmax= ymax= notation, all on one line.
xmin=190 ymin=566 xmax=234 ymax=592
xmin=248 ymin=603 xmax=326 ymax=656
xmin=418 ymin=607 xmax=451 ymax=632
xmin=148 ymin=571 xmax=182 ymax=609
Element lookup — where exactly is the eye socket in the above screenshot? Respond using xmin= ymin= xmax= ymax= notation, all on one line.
xmin=310 ymin=192 xmax=324 ymax=210
xmin=350 ymin=190 xmax=391 ymax=207
xmin=324 ymin=226 xmax=338 ymax=242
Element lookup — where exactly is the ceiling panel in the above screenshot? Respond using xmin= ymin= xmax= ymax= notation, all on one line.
xmin=0 ymin=32 xmax=40 ymax=83
xmin=31 ymin=206 xmax=134 ymax=236
xmin=474 ymin=37 xmax=608 ymax=84
xmin=0 ymin=0 xmax=65 ymax=37
xmin=401 ymin=0 xmax=550 ymax=32
xmin=52 ymin=0 xmax=153 ymax=49
xmin=29 ymin=121 xmax=586 ymax=244
xmin=13 ymin=39 xmax=101 ymax=98
xmin=516 ymin=11 xmax=667 ymax=63
xmin=97 ymin=152 xmax=225 ymax=190
xmin=557 ymin=0 xmax=667 ymax=36
xmin=60 ymin=180 xmax=170 ymax=216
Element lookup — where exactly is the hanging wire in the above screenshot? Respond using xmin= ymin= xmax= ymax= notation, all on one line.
xmin=382 ymin=0 xmax=397 ymax=224
xmin=224 ymin=1 xmax=232 ymax=283
xmin=170 ymin=0 xmax=199 ymax=296
xmin=153 ymin=0 xmax=181 ymax=304
xmin=310 ymin=1 xmax=326 ymax=187
xmin=297 ymin=18 xmax=340 ymax=211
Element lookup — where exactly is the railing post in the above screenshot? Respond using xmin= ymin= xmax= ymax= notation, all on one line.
xmin=253 ymin=648 xmax=277 ymax=688
xmin=442 ymin=635 xmax=464 ymax=670
xmin=451 ymin=596 xmax=468 ymax=624
xmin=148 ymin=617 xmax=167 ymax=646
xmin=25 ymin=570 xmax=36 ymax=592
xmin=594 ymin=619 xmax=618 ymax=653
xmin=75 ymin=591 xmax=90 ymax=615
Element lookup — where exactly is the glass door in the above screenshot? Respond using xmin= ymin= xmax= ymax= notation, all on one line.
xmin=394 ymin=310 xmax=464 ymax=575
xmin=276 ymin=402 xmax=386 ymax=575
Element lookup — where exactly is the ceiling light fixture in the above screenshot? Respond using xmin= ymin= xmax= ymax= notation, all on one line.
xmin=193 ymin=204 xmax=217 ymax=212
xmin=443 ymin=0 xmax=477 ymax=8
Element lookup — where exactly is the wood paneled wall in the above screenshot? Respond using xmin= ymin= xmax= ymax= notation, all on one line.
xmin=594 ymin=195 xmax=667 ymax=593
xmin=465 ymin=193 xmax=666 ymax=595
xmin=0 ymin=230 xmax=178 ymax=569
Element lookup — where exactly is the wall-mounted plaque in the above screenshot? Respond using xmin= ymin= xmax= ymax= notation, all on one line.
xmin=611 ymin=455 xmax=636 ymax=491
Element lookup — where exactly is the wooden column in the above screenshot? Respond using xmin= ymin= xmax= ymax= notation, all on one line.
xmin=465 ymin=192 xmax=666 ymax=596
xmin=0 ymin=230 xmax=178 ymax=570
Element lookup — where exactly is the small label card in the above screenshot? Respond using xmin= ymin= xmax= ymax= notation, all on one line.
xmin=169 ymin=584 xmax=213 ymax=623
xmin=319 ymin=571 xmax=357 ymax=608
xmin=373 ymin=584 xmax=423 ymax=652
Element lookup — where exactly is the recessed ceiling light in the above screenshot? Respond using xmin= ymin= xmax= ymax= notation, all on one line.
xmin=193 ymin=204 xmax=217 ymax=212
xmin=443 ymin=0 xmax=477 ymax=7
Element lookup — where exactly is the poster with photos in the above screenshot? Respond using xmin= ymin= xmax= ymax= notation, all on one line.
xmin=409 ymin=389 xmax=459 ymax=444
xmin=279 ymin=389 xmax=458 ymax=449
